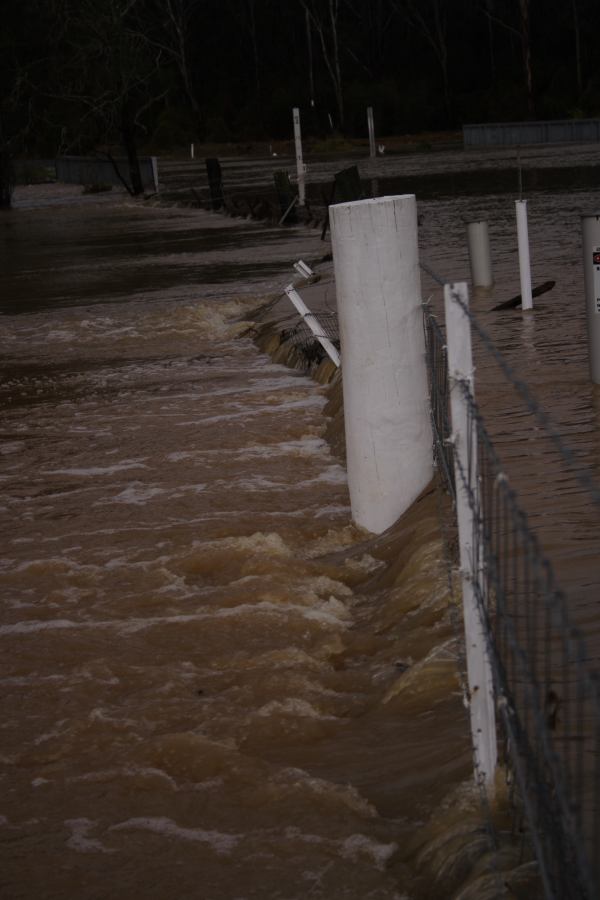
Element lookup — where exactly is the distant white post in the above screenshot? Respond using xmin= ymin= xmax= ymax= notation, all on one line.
xmin=582 ymin=213 xmax=600 ymax=384
xmin=292 ymin=107 xmax=306 ymax=206
xmin=367 ymin=106 xmax=376 ymax=158
xmin=467 ymin=221 xmax=493 ymax=288
xmin=329 ymin=195 xmax=433 ymax=534
xmin=444 ymin=282 xmax=498 ymax=792
xmin=516 ymin=200 xmax=533 ymax=310
xmin=190 ymin=143 xmax=195 ymax=160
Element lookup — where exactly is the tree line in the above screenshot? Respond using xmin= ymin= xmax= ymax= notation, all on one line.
xmin=1 ymin=0 xmax=599 ymax=204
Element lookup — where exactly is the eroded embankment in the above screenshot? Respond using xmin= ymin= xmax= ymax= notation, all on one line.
xmin=254 ymin=319 xmax=541 ymax=899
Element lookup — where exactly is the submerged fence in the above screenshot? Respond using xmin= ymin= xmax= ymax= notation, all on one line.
xmin=423 ymin=278 xmax=600 ymax=900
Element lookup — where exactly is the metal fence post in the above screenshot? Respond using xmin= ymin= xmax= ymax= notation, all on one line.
xmin=444 ymin=281 xmax=498 ymax=791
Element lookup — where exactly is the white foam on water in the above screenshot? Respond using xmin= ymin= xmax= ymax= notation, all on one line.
xmin=341 ymin=834 xmax=398 ymax=870
xmin=314 ymin=504 xmax=352 ymax=518
xmin=109 ymin=817 xmax=239 ymax=853
xmin=43 ymin=460 xmax=149 ymax=476
xmin=97 ymin=483 xmax=166 ymax=505
xmin=280 ymin=826 xmax=397 ymax=870
xmin=165 ymin=436 xmax=329 ymax=464
xmin=0 ymin=596 xmax=352 ymax=637
xmin=0 ymin=442 xmax=26 ymax=455
xmin=34 ymin=720 xmax=69 ymax=745
xmin=176 ymin=394 xmax=324 ymax=426
xmin=65 ymin=818 xmax=116 ymax=854
xmin=276 ymin=769 xmax=377 ymax=818
xmin=255 ymin=698 xmax=339 ymax=721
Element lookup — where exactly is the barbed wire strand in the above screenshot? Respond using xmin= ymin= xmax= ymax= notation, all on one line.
xmin=420 ymin=261 xmax=600 ymax=509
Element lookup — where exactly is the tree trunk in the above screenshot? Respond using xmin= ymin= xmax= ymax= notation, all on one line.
xmin=0 ymin=119 xmax=14 ymax=210
xmin=571 ymin=0 xmax=583 ymax=99
xmin=121 ymin=100 xmax=144 ymax=196
xmin=519 ymin=0 xmax=535 ymax=117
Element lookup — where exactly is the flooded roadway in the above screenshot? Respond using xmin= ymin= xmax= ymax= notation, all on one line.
xmin=2 ymin=141 xmax=600 ymax=899
xmin=1 ymin=185 xmax=476 ymax=899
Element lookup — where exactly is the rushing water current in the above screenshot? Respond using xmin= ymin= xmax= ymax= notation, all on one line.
xmin=1 ymin=185 xmax=477 ymax=900
xmin=2 ymin=150 xmax=599 ymax=899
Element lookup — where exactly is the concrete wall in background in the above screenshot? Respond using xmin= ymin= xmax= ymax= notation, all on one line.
xmin=464 ymin=119 xmax=600 ymax=148
xmin=55 ymin=156 xmax=159 ymax=192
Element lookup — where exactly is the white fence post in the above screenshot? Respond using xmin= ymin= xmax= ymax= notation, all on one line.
xmin=516 ymin=200 xmax=533 ymax=310
xmin=467 ymin=220 xmax=493 ymax=288
xmin=581 ymin=213 xmax=600 ymax=385
xmin=292 ymin=107 xmax=306 ymax=206
xmin=367 ymin=106 xmax=376 ymax=158
xmin=444 ymin=281 xmax=498 ymax=792
xmin=329 ymin=195 xmax=433 ymax=534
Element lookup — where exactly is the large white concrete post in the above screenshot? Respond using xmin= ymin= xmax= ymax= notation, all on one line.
xmin=582 ymin=213 xmax=600 ymax=384
xmin=329 ymin=195 xmax=433 ymax=534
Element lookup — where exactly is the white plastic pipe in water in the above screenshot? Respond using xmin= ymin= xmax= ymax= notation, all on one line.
xmin=466 ymin=220 xmax=493 ymax=288
xmin=292 ymin=107 xmax=306 ymax=206
xmin=516 ymin=199 xmax=533 ymax=310
xmin=329 ymin=195 xmax=433 ymax=535
xmin=581 ymin=213 xmax=600 ymax=384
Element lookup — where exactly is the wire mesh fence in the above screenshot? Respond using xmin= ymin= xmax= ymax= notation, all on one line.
xmin=423 ymin=287 xmax=600 ymax=900
xmin=282 ymin=311 xmax=340 ymax=361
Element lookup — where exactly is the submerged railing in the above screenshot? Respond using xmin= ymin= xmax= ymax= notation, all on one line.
xmin=422 ymin=275 xmax=600 ymax=900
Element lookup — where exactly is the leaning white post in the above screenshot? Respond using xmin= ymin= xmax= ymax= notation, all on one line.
xmin=329 ymin=195 xmax=433 ymax=534
xmin=466 ymin=221 xmax=493 ymax=288
xmin=292 ymin=107 xmax=306 ymax=206
xmin=367 ymin=106 xmax=376 ymax=158
xmin=516 ymin=200 xmax=533 ymax=310
xmin=444 ymin=282 xmax=498 ymax=791
xmin=284 ymin=285 xmax=340 ymax=368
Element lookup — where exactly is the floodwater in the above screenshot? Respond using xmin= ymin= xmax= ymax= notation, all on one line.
xmin=1 ymin=141 xmax=599 ymax=899
xmin=1 ymin=185 xmax=479 ymax=900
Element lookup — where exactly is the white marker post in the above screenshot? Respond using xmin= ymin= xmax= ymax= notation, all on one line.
xmin=367 ymin=106 xmax=376 ymax=158
xmin=329 ymin=195 xmax=433 ymax=534
xmin=516 ymin=200 xmax=533 ymax=310
xmin=190 ymin=143 xmax=195 ymax=160
xmin=582 ymin=213 xmax=600 ymax=384
xmin=444 ymin=282 xmax=498 ymax=792
xmin=292 ymin=107 xmax=306 ymax=206
xmin=467 ymin=221 xmax=493 ymax=288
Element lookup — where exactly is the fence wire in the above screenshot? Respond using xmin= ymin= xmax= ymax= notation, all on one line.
xmin=282 ymin=311 xmax=340 ymax=360
xmin=423 ymin=287 xmax=600 ymax=900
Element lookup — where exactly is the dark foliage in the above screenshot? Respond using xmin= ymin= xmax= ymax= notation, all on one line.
xmin=2 ymin=0 xmax=599 ymax=176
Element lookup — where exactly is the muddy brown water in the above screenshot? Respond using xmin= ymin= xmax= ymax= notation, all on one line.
xmin=1 ymin=150 xmax=599 ymax=899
